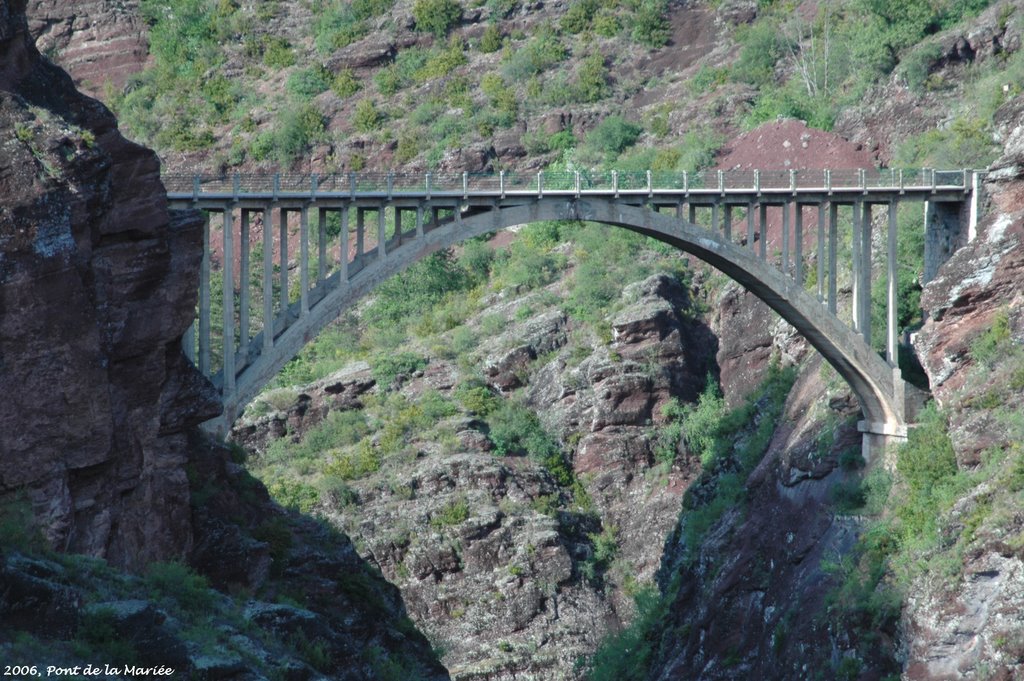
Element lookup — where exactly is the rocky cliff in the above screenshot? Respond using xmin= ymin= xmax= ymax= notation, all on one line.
xmin=0 ymin=0 xmax=218 ymax=570
xmin=899 ymin=93 xmax=1024 ymax=681
xmin=27 ymin=0 xmax=148 ymax=99
xmin=232 ymin=267 xmax=717 ymax=680
xmin=1 ymin=2 xmax=451 ymax=676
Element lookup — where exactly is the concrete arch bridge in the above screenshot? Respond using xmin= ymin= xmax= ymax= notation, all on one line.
xmin=165 ymin=168 xmax=982 ymax=458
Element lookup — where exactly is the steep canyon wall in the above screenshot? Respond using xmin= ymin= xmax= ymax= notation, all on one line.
xmin=0 ymin=0 xmax=219 ymax=570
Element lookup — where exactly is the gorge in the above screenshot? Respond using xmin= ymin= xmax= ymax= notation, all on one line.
xmin=3 ymin=0 xmax=1024 ymax=679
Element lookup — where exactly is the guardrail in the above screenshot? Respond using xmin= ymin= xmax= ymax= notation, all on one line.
xmin=163 ymin=168 xmax=972 ymax=199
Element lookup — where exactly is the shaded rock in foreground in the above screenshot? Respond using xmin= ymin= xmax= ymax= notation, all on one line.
xmin=0 ymin=0 xmax=219 ymax=569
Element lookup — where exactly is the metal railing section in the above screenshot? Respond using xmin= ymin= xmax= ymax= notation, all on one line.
xmin=163 ymin=168 xmax=972 ymax=198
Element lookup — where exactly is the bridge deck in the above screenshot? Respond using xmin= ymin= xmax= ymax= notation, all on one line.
xmin=165 ymin=168 xmax=970 ymax=204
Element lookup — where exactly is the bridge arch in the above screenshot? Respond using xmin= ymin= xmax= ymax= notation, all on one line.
xmin=203 ymin=196 xmax=909 ymax=455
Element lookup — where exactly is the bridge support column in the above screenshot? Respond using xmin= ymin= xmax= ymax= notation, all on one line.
xmin=746 ymin=202 xmax=755 ymax=252
xmin=199 ymin=210 xmax=211 ymax=376
xmin=223 ymin=205 xmax=236 ymax=393
xmin=816 ymin=204 xmax=825 ymax=302
xmin=781 ymin=201 xmax=790 ymax=275
xmin=886 ymin=201 xmax=898 ymax=366
xmin=278 ymin=206 xmax=288 ymax=328
xmin=317 ymin=207 xmax=328 ymax=285
xmin=299 ymin=205 xmax=309 ymax=317
xmin=723 ymin=204 xmax=732 ymax=242
xmin=240 ymin=209 xmax=251 ymax=361
xmin=340 ymin=205 xmax=350 ymax=283
xmin=377 ymin=206 xmax=387 ymax=259
xmin=851 ymin=201 xmax=862 ymax=334
xmin=794 ymin=203 xmax=803 ymax=285
xmin=758 ymin=203 xmax=767 ymax=260
xmin=262 ymin=205 xmax=273 ymax=352
xmin=858 ymin=202 xmax=873 ymax=346
xmin=828 ymin=202 xmax=838 ymax=314
xmin=356 ymin=208 xmax=365 ymax=259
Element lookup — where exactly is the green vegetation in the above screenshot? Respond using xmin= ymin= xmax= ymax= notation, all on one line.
xmin=585 ymin=581 xmax=676 ymax=681
xmin=413 ymin=0 xmax=463 ymax=36
xmin=431 ymin=497 xmax=471 ymax=528
xmin=585 ymin=115 xmax=642 ymax=156
xmin=145 ymin=561 xmax=211 ymax=612
xmin=675 ymin=362 xmax=797 ymax=562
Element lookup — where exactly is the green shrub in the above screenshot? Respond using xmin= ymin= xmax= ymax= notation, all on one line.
xmin=267 ymin=478 xmax=320 ymax=513
xmin=586 ymin=584 xmax=672 ymax=681
xmin=274 ymin=103 xmax=325 ymax=165
xmin=486 ymin=0 xmax=518 ymax=19
xmin=319 ymin=475 xmax=360 ymax=507
xmin=262 ymin=36 xmax=296 ymax=67
xmin=491 ymin=241 xmax=565 ymax=291
xmin=894 ymin=116 xmax=997 ymax=168
xmin=459 ymin=238 xmax=495 ymax=283
xmin=364 ymin=250 xmax=472 ymax=332
xmin=413 ymin=0 xmax=462 ymax=36
xmin=0 ymin=495 xmax=45 ymax=552
xmin=893 ymin=403 xmax=961 ymax=545
xmin=479 ymin=23 xmax=503 ymax=52
xmin=353 ymin=98 xmax=383 ymax=132
xmin=431 ymin=497 xmax=470 ymax=528
xmin=417 ymin=36 xmax=468 ymax=79
xmin=690 ymin=65 xmax=729 ymax=93
xmin=561 ymin=0 xmax=599 ymax=33
xmin=575 ymin=52 xmax=609 ymax=102
xmin=370 ymin=351 xmax=428 ymax=387
xmin=324 ymin=439 xmax=382 ymax=479
xmin=681 ymin=377 xmax=726 ymax=467
xmin=900 ymin=42 xmax=944 ymax=92
xmin=629 ymin=0 xmax=670 ymax=48
xmin=586 ymin=115 xmax=642 ymax=155
xmin=77 ymin=608 xmax=139 ymax=663
xmin=313 ymin=0 xmax=393 ymax=52
xmin=332 ymin=68 xmax=361 ymax=97
xmin=966 ymin=311 xmax=1007 ymax=368
xmin=455 ymin=380 xmax=501 ymax=415
xmin=593 ymin=10 xmax=620 ymax=37
xmin=731 ymin=18 xmax=786 ymax=87
xmin=287 ymin=66 xmax=332 ymax=98
xmin=146 ymin=562 xmax=210 ymax=612
xmin=487 ymin=401 xmax=574 ymax=486
xmin=502 ymin=28 xmax=567 ymax=79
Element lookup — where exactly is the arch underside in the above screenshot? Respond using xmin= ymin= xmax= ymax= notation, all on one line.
xmin=210 ymin=197 xmax=905 ymax=437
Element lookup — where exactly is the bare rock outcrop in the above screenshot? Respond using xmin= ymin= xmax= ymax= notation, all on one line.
xmin=27 ymin=0 xmax=149 ymax=97
xmin=0 ymin=0 xmax=219 ymax=569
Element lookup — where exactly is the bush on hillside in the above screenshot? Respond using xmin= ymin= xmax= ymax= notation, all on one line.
xmin=628 ymin=0 xmax=670 ymax=48
xmin=413 ymin=0 xmax=462 ymax=36
xmin=586 ymin=115 xmax=642 ymax=155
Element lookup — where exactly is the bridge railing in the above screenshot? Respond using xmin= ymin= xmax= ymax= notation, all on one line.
xmin=163 ymin=168 xmax=970 ymax=197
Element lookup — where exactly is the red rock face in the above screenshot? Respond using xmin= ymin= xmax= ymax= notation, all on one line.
xmin=915 ymin=94 xmax=1024 ymax=408
xmin=0 ymin=0 xmax=219 ymax=569
xmin=27 ymin=0 xmax=149 ymax=98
